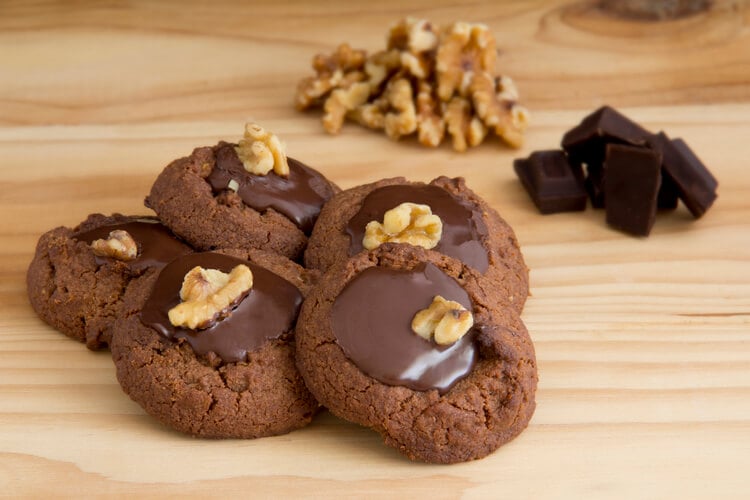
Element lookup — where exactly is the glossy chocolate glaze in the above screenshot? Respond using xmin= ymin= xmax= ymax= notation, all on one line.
xmin=141 ymin=252 xmax=303 ymax=363
xmin=331 ymin=263 xmax=477 ymax=394
xmin=74 ymin=219 xmax=192 ymax=272
xmin=207 ymin=142 xmax=334 ymax=234
xmin=345 ymin=184 xmax=489 ymax=272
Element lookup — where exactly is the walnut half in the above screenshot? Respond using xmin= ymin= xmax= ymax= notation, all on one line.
xmin=411 ymin=295 xmax=474 ymax=345
xmin=90 ymin=230 xmax=138 ymax=261
xmin=168 ymin=264 xmax=254 ymax=330
xmin=362 ymin=202 xmax=443 ymax=250
xmin=235 ymin=123 xmax=290 ymax=177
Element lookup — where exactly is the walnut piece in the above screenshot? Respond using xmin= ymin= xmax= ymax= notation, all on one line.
xmin=388 ymin=17 xmax=439 ymax=54
xmin=384 ymin=78 xmax=418 ymax=140
xmin=323 ymin=80 xmax=370 ymax=134
xmin=470 ymin=71 xmax=528 ymax=148
xmin=435 ymin=22 xmax=496 ymax=102
xmin=295 ymin=18 xmax=528 ymax=151
xmin=388 ymin=18 xmax=439 ymax=80
xmin=445 ymin=96 xmax=486 ymax=152
xmin=348 ymin=99 xmax=387 ymax=130
xmin=90 ymin=230 xmax=138 ymax=261
xmin=503 ymin=104 xmax=530 ymax=149
xmin=416 ymin=81 xmax=445 ymax=147
xmin=168 ymin=264 xmax=254 ymax=330
xmin=362 ymin=202 xmax=442 ymax=250
xmin=296 ymin=43 xmax=367 ymax=110
xmin=235 ymin=123 xmax=289 ymax=177
xmin=411 ymin=295 xmax=474 ymax=345
xmin=364 ymin=49 xmax=401 ymax=91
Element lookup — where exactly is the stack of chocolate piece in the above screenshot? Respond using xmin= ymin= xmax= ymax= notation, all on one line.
xmin=514 ymin=106 xmax=718 ymax=236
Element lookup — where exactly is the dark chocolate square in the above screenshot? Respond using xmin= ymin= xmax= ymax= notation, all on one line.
xmin=514 ymin=150 xmax=587 ymax=214
xmin=647 ymin=132 xmax=717 ymax=218
xmin=645 ymin=132 xmax=682 ymax=210
xmin=656 ymin=171 xmax=680 ymax=210
xmin=604 ymin=144 xmax=662 ymax=236
xmin=668 ymin=137 xmax=717 ymax=218
xmin=585 ymin=164 xmax=606 ymax=209
xmin=562 ymin=106 xmax=652 ymax=168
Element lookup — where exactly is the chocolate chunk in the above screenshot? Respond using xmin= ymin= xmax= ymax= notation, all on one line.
xmin=345 ymin=184 xmax=490 ymax=272
xmin=141 ymin=252 xmax=303 ymax=363
xmin=207 ymin=142 xmax=335 ymax=234
xmin=644 ymin=132 xmax=680 ymax=210
xmin=562 ymin=106 xmax=652 ymax=164
xmin=513 ymin=150 xmax=587 ymax=214
xmin=587 ymin=156 xmax=677 ymax=211
xmin=604 ymin=144 xmax=662 ymax=236
xmin=656 ymin=169 xmax=680 ymax=210
xmin=584 ymin=164 xmax=606 ymax=209
xmin=654 ymin=133 xmax=717 ymax=218
xmin=331 ymin=262 xmax=477 ymax=395
xmin=562 ymin=106 xmax=652 ymax=207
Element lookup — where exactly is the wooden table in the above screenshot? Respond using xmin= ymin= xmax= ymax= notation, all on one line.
xmin=2 ymin=1 xmax=749 ymax=497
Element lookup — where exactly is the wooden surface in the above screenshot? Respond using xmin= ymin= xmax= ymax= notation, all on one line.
xmin=2 ymin=0 xmax=749 ymax=497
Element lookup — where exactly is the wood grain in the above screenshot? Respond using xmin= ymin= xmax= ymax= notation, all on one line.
xmin=1 ymin=1 xmax=749 ymax=497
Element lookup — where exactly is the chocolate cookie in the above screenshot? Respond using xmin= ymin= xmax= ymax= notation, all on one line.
xmin=145 ymin=136 xmax=338 ymax=260
xmin=110 ymin=249 xmax=320 ymax=439
xmin=26 ymin=214 xmax=193 ymax=350
xmin=304 ymin=176 xmax=529 ymax=313
xmin=296 ymin=244 xmax=537 ymax=463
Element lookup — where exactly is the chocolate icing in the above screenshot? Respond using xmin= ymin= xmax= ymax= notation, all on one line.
xmin=345 ymin=184 xmax=489 ymax=272
xmin=74 ymin=219 xmax=192 ymax=272
xmin=207 ymin=142 xmax=334 ymax=234
xmin=331 ymin=263 xmax=477 ymax=394
xmin=140 ymin=252 xmax=303 ymax=363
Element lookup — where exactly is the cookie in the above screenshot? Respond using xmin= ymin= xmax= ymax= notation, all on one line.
xmin=110 ymin=249 xmax=320 ymax=439
xmin=304 ymin=176 xmax=529 ymax=313
xmin=145 ymin=125 xmax=338 ymax=260
xmin=26 ymin=214 xmax=193 ymax=350
xmin=295 ymin=244 xmax=538 ymax=463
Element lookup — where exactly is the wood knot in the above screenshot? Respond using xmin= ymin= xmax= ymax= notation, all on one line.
xmin=598 ymin=0 xmax=712 ymax=21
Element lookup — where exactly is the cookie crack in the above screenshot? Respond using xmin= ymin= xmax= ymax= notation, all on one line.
xmin=198 ymin=393 xmax=220 ymax=433
xmin=506 ymin=358 xmax=536 ymax=430
xmin=41 ymin=251 xmax=59 ymax=299
xmin=482 ymin=396 xmax=491 ymax=429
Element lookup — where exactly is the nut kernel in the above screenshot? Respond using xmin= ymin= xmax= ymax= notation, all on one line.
xmin=384 ymin=78 xmax=418 ymax=140
xmin=445 ymin=96 xmax=472 ymax=152
xmin=436 ymin=22 xmax=496 ymax=102
xmin=90 ymin=230 xmax=138 ymax=261
xmin=411 ymin=295 xmax=474 ymax=345
xmin=168 ymin=264 xmax=254 ymax=330
xmin=364 ymin=50 xmax=401 ymax=90
xmin=416 ymin=81 xmax=445 ymax=147
xmin=296 ymin=43 xmax=367 ymax=110
xmin=235 ymin=123 xmax=289 ymax=177
xmin=323 ymin=81 xmax=371 ymax=134
xmin=388 ymin=17 xmax=439 ymax=54
xmin=362 ymin=202 xmax=443 ymax=250
xmin=348 ymin=100 xmax=387 ymax=130
xmin=470 ymin=72 xmax=527 ymax=148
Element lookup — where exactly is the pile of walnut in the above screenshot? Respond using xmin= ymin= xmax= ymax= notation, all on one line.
xmin=296 ymin=18 xmax=529 ymax=152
